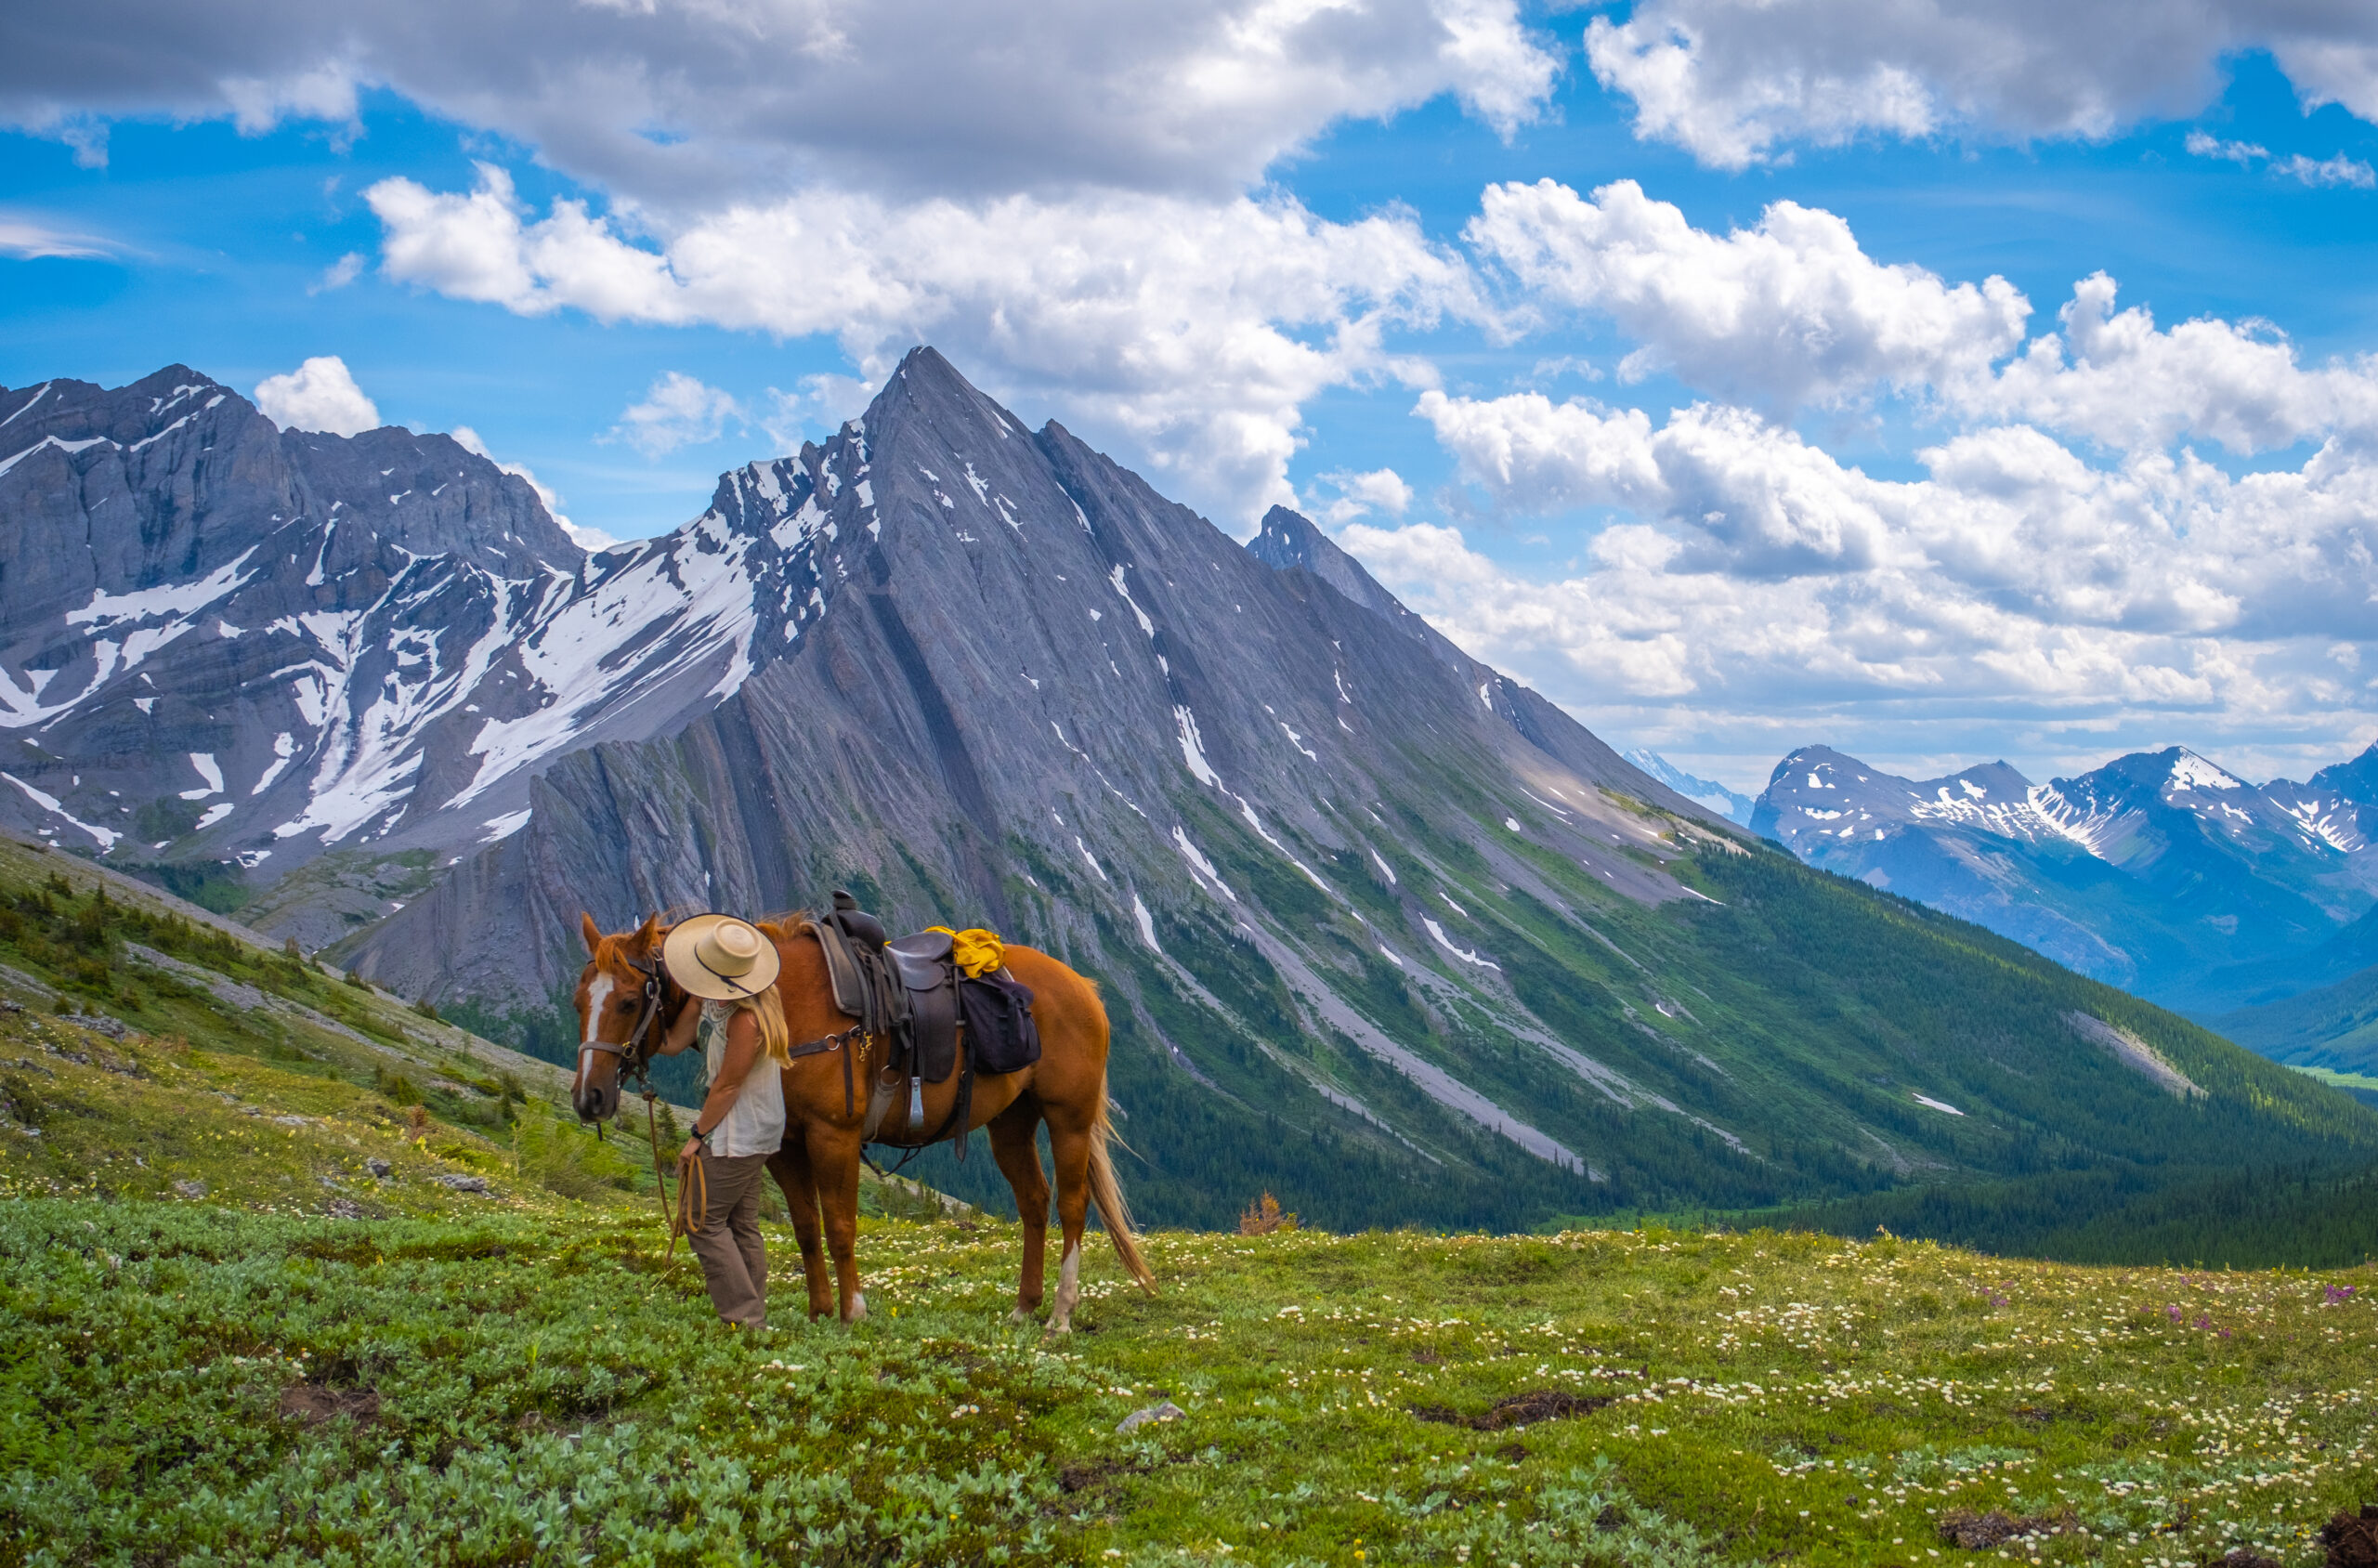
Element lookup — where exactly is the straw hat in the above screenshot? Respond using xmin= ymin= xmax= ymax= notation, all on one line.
xmin=661 ymin=914 xmax=781 ymax=1000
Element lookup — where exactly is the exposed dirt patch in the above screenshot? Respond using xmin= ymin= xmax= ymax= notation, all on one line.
xmin=1409 ymin=1389 xmax=1613 ymax=1431
xmin=1057 ymin=1457 xmax=1153 ymax=1494
xmin=278 ymin=1384 xmax=381 ymax=1426
xmin=2203 ymin=1549 xmax=2281 ymax=1568
xmin=1936 ymin=1508 xmax=2075 ymax=1548
xmin=2324 ymin=1504 xmax=2378 ymax=1568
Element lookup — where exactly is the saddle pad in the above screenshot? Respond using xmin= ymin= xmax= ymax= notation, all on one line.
xmin=815 ymin=922 xmax=870 ymax=1025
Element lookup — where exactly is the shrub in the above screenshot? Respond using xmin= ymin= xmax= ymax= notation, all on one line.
xmin=514 ymin=1104 xmax=640 ymax=1199
xmin=1240 ymin=1192 xmax=1298 ymax=1235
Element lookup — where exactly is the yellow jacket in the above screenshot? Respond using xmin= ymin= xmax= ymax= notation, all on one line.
xmin=926 ymin=926 xmax=1005 ymax=978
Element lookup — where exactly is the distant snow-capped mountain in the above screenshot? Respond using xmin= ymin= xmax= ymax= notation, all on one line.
xmin=1622 ymin=751 xmax=1753 ymax=826
xmin=1752 ymin=742 xmax=2378 ymax=1014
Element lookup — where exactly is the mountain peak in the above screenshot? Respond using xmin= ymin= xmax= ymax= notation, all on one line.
xmin=869 ymin=344 xmax=1034 ymax=448
xmin=2162 ymin=746 xmax=2248 ymax=792
xmin=1248 ymin=504 xmax=1446 ymax=646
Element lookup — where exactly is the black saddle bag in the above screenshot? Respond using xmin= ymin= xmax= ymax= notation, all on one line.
xmin=960 ymin=973 xmax=1040 ymax=1076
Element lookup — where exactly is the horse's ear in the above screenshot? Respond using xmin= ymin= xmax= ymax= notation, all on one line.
xmin=580 ymin=912 xmax=604 ymax=956
xmin=631 ymin=913 xmax=662 ymax=953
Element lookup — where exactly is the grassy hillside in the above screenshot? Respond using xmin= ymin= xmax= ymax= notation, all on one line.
xmin=9 ymin=1173 xmax=2378 ymax=1564
xmin=6 ymin=832 xmax=2378 ymax=1563
xmin=0 ymin=834 xmax=944 ymax=1227
xmin=876 ymin=817 xmax=2378 ymax=1258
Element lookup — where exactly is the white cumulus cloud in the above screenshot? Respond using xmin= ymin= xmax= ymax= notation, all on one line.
xmin=758 ymin=373 xmax=875 ymax=452
xmin=1469 ymin=178 xmax=2030 ymax=411
xmin=1983 ymin=273 xmax=2378 ymax=454
xmin=2186 ymin=130 xmax=2267 ymax=165
xmin=1583 ymin=0 xmax=2378 ymax=169
xmin=367 ymin=164 xmax=1482 ymax=518
xmin=1 ymin=0 xmax=1556 ymax=207
xmin=608 ymin=372 xmax=743 ymax=458
xmin=1311 ymin=466 xmax=1415 ymax=523
xmin=1346 ymin=406 xmax=2378 ymax=774
xmin=312 ymin=251 xmax=366 ymax=293
xmin=1388 ymin=179 xmax=2378 ymax=777
xmin=2274 ymin=151 xmax=2377 ymax=189
xmin=2186 ymin=130 xmax=2374 ymax=188
xmin=252 ymin=355 xmax=381 ymax=437
xmin=1463 ymin=179 xmax=2378 ymax=462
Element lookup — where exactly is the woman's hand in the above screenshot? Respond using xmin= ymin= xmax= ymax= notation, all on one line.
xmin=656 ymin=995 xmax=702 ymax=1056
xmin=677 ymin=1135 xmax=703 ymax=1169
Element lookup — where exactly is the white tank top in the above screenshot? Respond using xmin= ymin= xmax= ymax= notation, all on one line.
xmin=700 ymin=1001 xmax=787 ymax=1158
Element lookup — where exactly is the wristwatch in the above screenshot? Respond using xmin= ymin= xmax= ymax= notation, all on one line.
xmin=690 ymin=1124 xmax=711 ymax=1145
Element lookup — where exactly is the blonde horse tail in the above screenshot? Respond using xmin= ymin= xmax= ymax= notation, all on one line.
xmin=1089 ymin=1087 xmax=1156 ymax=1292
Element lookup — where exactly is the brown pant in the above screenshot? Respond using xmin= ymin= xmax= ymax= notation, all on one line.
xmin=685 ymin=1150 xmax=771 ymax=1326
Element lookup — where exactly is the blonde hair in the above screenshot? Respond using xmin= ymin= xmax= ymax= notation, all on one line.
xmin=719 ymin=986 xmax=792 ymax=1066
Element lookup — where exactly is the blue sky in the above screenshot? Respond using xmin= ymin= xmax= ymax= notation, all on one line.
xmin=7 ymin=1 xmax=2378 ymax=793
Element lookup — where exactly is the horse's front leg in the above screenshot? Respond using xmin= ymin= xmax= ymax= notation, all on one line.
xmin=766 ymin=1141 xmax=834 ymax=1320
xmin=806 ymin=1120 xmax=868 ymax=1322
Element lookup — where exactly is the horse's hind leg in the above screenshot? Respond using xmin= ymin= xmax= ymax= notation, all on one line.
xmin=806 ymin=1120 xmax=869 ymax=1322
xmin=1043 ymin=1112 xmax=1094 ymax=1334
xmin=766 ymin=1142 xmax=835 ymax=1321
xmin=987 ymin=1098 xmax=1050 ymax=1323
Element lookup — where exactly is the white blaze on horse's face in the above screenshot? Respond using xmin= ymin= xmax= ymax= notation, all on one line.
xmin=572 ymin=964 xmax=629 ymax=1120
xmin=580 ymin=973 xmax=614 ymax=1060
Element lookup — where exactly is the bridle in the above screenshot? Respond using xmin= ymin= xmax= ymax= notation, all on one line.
xmin=580 ymin=947 xmax=676 ymax=1098
xmin=578 ymin=945 xmax=708 ymax=1266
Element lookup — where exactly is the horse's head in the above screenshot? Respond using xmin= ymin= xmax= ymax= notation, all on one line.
xmin=570 ymin=911 xmax=675 ymax=1122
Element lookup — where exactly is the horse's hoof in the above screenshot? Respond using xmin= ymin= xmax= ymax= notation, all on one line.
xmin=1008 ymin=1306 xmax=1035 ymax=1325
xmin=1043 ymin=1318 xmax=1073 ymax=1337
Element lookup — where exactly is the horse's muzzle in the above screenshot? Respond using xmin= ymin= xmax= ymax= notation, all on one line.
xmin=574 ymin=1079 xmax=620 ymax=1123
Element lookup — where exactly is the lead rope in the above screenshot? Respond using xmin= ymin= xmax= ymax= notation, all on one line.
xmin=644 ymin=1087 xmax=705 ymax=1274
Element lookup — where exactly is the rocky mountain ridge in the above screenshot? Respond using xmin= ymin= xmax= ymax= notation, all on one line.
xmin=5 ymin=352 xmax=2365 ymax=1231
xmin=0 ymin=367 xmax=887 ymax=942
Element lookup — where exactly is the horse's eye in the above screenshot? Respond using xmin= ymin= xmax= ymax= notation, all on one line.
xmin=618 ymin=999 xmax=638 ymax=1012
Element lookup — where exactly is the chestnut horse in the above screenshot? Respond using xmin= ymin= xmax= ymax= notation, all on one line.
xmin=568 ymin=912 xmax=1154 ymax=1329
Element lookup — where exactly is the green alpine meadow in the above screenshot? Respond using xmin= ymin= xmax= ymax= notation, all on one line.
xmin=6 ymin=829 xmax=2378 ymax=1566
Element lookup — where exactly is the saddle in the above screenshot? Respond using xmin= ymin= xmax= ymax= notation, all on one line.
xmin=814 ymin=891 xmax=1039 ymax=1161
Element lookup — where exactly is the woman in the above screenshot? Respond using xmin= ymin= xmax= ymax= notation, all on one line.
xmin=653 ymin=914 xmax=790 ymax=1328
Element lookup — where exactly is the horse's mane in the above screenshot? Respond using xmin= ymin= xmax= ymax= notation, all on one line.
xmin=759 ymin=910 xmax=818 ymax=941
